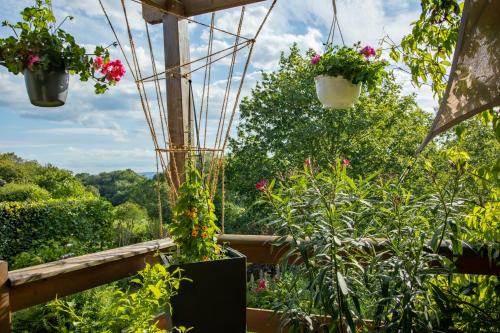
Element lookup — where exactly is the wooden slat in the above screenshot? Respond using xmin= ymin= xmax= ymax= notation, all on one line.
xmin=184 ymin=0 xmax=267 ymax=16
xmin=246 ymin=307 xmax=283 ymax=333
xmin=8 ymin=239 xmax=174 ymax=311
xmin=0 ymin=261 xmax=10 ymax=333
xmin=218 ymin=234 xmax=290 ymax=264
xmin=142 ymin=0 xmax=267 ymax=23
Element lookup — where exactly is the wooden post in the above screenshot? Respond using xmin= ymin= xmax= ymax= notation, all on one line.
xmin=0 ymin=261 xmax=11 ymax=332
xmin=163 ymin=14 xmax=192 ymax=191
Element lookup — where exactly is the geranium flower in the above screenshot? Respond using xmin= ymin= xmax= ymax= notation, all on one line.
xmin=360 ymin=46 xmax=376 ymax=58
xmin=304 ymin=159 xmax=311 ymax=166
xmin=310 ymin=54 xmax=321 ymax=65
xmin=94 ymin=57 xmax=126 ymax=82
xmin=341 ymin=159 xmax=351 ymax=167
xmin=93 ymin=56 xmax=104 ymax=70
xmin=256 ymin=279 xmax=267 ymax=292
xmin=255 ymin=179 xmax=268 ymax=191
xmin=26 ymin=54 xmax=40 ymax=71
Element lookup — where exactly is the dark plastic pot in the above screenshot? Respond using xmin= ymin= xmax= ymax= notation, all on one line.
xmin=24 ymin=68 xmax=69 ymax=107
xmin=170 ymin=247 xmax=247 ymax=332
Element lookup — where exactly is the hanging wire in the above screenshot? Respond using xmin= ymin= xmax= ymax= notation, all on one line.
xmin=325 ymin=0 xmax=345 ymax=47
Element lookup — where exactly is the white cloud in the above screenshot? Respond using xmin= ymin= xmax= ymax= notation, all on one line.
xmin=0 ymin=0 xmax=439 ymax=172
xmin=27 ymin=126 xmax=129 ymax=143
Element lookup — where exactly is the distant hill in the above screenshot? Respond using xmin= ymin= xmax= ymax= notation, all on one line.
xmin=139 ymin=172 xmax=156 ymax=179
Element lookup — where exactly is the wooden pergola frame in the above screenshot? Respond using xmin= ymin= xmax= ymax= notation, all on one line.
xmin=139 ymin=0 xmax=266 ymax=190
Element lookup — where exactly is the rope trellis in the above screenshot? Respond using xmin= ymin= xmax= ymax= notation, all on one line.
xmin=98 ymin=0 xmax=277 ymax=235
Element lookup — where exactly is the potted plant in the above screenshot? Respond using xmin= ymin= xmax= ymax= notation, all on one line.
xmin=0 ymin=0 xmax=125 ymax=107
xmin=310 ymin=43 xmax=387 ymax=109
xmin=167 ymin=162 xmax=246 ymax=332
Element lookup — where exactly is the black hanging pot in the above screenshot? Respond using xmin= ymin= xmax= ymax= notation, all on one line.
xmin=168 ymin=247 xmax=247 ymax=332
xmin=24 ymin=68 xmax=69 ymax=107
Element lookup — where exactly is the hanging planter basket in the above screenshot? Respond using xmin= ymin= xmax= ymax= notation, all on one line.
xmin=24 ymin=69 xmax=69 ymax=107
xmin=314 ymin=75 xmax=361 ymax=109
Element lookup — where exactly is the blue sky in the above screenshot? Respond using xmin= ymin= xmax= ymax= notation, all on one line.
xmin=0 ymin=0 xmax=434 ymax=174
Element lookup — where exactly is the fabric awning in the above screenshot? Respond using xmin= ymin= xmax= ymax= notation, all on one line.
xmin=419 ymin=0 xmax=500 ymax=151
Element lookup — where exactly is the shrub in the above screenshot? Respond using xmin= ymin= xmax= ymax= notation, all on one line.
xmin=49 ymin=264 xmax=189 ymax=332
xmin=0 ymin=182 xmax=51 ymax=202
xmin=0 ymin=198 xmax=114 ymax=262
xmin=114 ymin=201 xmax=153 ymax=246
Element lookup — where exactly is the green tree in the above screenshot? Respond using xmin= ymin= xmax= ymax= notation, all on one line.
xmin=227 ymin=46 xmax=432 ymax=205
xmin=114 ymin=201 xmax=152 ymax=246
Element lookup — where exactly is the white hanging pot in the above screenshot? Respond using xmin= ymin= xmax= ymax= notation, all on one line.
xmin=314 ymin=75 xmax=361 ymax=109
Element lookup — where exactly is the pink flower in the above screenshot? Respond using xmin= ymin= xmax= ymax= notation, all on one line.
xmin=105 ymin=59 xmax=126 ymax=82
xmin=341 ymin=159 xmax=350 ymax=167
xmin=360 ymin=46 xmax=376 ymax=58
xmin=310 ymin=54 xmax=321 ymax=65
xmin=255 ymin=179 xmax=268 ymax=192
xmin=95 ymin=58 xmax=126 ymax=82
xmin=93 ymin=56 xmax=104 ymax=70
xmin=256 ymin=279 xmax=267 ymax=292
xmin=304 ymin=159 xmax=311 ymax=166
xmin=26 ymin=54 xmax=40 ymax=71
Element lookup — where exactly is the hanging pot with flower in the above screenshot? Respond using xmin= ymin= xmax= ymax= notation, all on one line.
xmin=0 ymin=0 xmax=125 ymax=107
xmin=310 ymin=43 xmax=388 ymax=109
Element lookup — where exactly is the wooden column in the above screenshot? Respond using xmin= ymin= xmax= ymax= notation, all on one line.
xmin=163 ymin=14 xmax=192 ymax=191
xmin=0 ymin=261 xmax=11 ymax=332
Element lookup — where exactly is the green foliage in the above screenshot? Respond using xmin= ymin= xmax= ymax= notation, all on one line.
xmin=0 ymin=153 xmax=95 ymax=199
xmin=77 ymin=170 xmax=171 ymax=222
xmin=0 ymin=182 xmax=51 ymax=202
xmin=257 ymin=156 xmax=498 ymax=332
xmin=114 ymin=201 xmax=155 ymax=246
xmin=0 ymin=0 xmax=117 ymax=94
xmin=387 ymin=0 xmax=462 ymax=96
xmin=0 ymin=198 xmax=114 ymax=262
xmin=49 ymin=263 xmax=191 ymax=332
xmin=168 ymin=163 xmax=221 ymax=262
xmin=227 ymin=46 xmax=432 ymax=213
xmin=310 ymin=43 xmax=388 ymax=89
xmin=10 ymin=238 xmax=97 ymax=269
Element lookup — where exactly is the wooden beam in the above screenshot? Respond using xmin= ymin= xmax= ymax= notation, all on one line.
xmin=8 ymin=239 xmax=174 ymax=311
xmin=0 ymin=261 xmax=11 ymax=333
xmin=163 ymin=14 xmax=192 ymax=191
xmin=142 ymin=0 xmax=267 ymax=23
xmin=217 ymin=234 xmax=500 ymax=275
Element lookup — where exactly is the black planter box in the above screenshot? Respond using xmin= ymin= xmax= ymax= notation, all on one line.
xmin=170 ymin=247 xmax=247 ymax=332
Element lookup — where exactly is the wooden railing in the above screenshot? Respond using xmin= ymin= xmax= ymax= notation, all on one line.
xmin=1 ymin=234 xmax=499 ymax=332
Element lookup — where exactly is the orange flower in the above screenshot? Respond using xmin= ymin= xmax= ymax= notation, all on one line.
xmin=184 ymin=208 xmax=198 ymax=219
xmin=202 ymin=255 xmax=209 ymax=261
xmin=202 ymin=225 xmax=208 ymax=231
xmin=201 ymin=232 xmax=208 ymax=239
xmin=191 ymin=228 xmax=199 ymax=237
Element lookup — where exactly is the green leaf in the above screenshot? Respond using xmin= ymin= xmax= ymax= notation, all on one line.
xmin=337 ymin=271 xmax=349 ymax=296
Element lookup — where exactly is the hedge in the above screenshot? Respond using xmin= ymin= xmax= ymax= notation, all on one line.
xmin=0 ymin=182 xmax=51 ymax=202
xmin=0 ymin=199 xmax=114 ymax=262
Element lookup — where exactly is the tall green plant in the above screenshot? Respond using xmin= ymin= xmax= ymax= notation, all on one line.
xmin=168 ymin=163 xmax=221 ymax=262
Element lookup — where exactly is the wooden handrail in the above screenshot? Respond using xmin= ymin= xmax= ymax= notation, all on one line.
xmin=218 ymin=234 xmax=500 ymax=275
xmin=7 ymin=239 xmax=174 ymax=312
xmin=1 ymin=234 xmax=498 ymax=331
